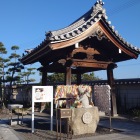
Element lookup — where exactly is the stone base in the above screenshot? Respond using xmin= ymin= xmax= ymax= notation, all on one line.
xmin=113 ymin=114 xmax=118 ymax=117
xmin=99 ymin=111 xmax=105 ymax=116
xmin=71 ymin=107 xmax=99 ymax=135
xmin=9 ymin=119 xmax=22 ymax=126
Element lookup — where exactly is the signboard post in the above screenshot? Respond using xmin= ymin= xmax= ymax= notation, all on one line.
xmin=32 ymin=86 xmax=53 ymax=133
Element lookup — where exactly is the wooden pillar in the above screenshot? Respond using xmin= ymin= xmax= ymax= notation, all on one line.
xmin=40 ymin=66 xmax=47 ymax=113
xmin=65 ymin=67 xmax=71 ymax=85
xmin=107 ymin=64 xmax=117 ymax=116
xmin=77 ymin=73 xmax=81 ymax=85
xmin=41 ymin=67 xmax=47 ymax=86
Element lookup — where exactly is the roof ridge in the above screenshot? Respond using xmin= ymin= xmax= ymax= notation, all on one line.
xmin=45 ymin=1 xmax=106 ymax=41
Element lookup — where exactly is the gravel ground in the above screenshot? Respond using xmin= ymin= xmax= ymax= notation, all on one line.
xmin=0 ymin=108 xmax=121 ymax=140
xmin=0 ymin=107 xmax=10 ymax=119
xmin=11 ymin=119 xmax=118 ymax=140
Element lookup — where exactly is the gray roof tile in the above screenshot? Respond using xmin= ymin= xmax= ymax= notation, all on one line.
xmin=24 ymin=0 xmax=140 ymax=57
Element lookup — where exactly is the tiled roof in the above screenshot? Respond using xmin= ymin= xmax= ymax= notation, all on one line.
xmin=46 ymin=0 xmax=105 ymax=42
xmin=44 ymin=78 xmax=140 ymax=86
xmin=82 ymin=78 xmax=140 ymax=85
xmin=21 ymin=0 xmax=140 ymax=62
xmin=44 ymin=0 xmax=140 ymax=54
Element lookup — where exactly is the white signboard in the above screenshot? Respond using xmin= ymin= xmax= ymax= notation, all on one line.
xmin=32 ymin=86 xmax=53 ymax=133
xmin=32 ymin=86 xmax=53 ymax=102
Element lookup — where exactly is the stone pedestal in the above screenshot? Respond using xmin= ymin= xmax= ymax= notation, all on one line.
xmin=71 ymin=107 xmax=99 ymax=135
xmin=8 ymin=104 xmax=23 ymax=126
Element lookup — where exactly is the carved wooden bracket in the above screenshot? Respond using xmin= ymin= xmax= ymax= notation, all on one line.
xmin=71 ymin=47 xmax=100 ymax=57
xmin=87 ymin=54 xmax=94 ymax=60
xmin=91 ymin=27 xmax=107 ymax=40
xmin=71 ymin=59 xmax=112 ymax=69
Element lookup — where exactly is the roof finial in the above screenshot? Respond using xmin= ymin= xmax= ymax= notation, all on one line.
xmin=96 ymin=0 xmax=104 ymax=6
xmin=91 ymin=0 xmax=105 ymax=16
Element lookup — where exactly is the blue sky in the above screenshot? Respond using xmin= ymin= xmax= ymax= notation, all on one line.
xmin=0 ymin=0 xmax=140 ymax=82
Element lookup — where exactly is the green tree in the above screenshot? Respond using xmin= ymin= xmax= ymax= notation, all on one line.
xmin=47 ymin=73 xmax=65 ymax=82
xmin=7 ymin=46 xmax=24 ymax=85
xmin=0 ymin=42 xmax=8 ymax=84
xmin=46 ymin=72 xmax=100 ymax=83
xmin=0 ymin=42 xmax=9 ymax=103
xmin=17 ymin=67 xmax=36 ymax=106
xmin=82 ymin=72 xmax=100 ymax=81
xmin=0 ymin=42 xmax=37 ymax=105
xmin=6 ymin=46 xmax=24 ymax=101
xmin=19 ymin=67 xmax=36 ymax=84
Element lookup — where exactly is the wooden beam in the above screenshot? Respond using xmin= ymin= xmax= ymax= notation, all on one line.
xmin=72 ymin=61 xmax=107 ymax=69
xmin=70 ymin=59 xmax=112 ymax=69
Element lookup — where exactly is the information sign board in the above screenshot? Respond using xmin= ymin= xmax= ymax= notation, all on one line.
xmin=32 ymin=86 xmax=53 ymax=133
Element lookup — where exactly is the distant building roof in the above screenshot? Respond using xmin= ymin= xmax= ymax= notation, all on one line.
xmin=83 ymin=78 xmax=140 ymax=85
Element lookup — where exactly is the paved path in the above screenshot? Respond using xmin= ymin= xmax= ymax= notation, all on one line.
xmin=76 ymin=117 xmax=140 ymax=140
xmin=76 ymin=132 xmax=140 ymax=140
xmin=0 ymin=116 xmax=140 ymax=140
xmin=0 ymin=120 xmax=24 ymax=140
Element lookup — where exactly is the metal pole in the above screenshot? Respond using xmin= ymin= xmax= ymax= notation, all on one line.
xmin=32 ymin=100 xmax=34 ymax=133
xmin=109 ymin=92 xmax=113 ymax=132
xmin=50 ymin=100 xmax=53 ymax=131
